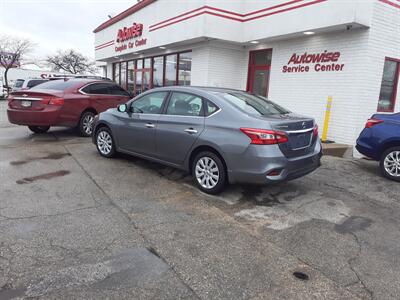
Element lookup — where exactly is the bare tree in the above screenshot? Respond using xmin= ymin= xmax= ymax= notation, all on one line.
xmin=46 ymin=49 xmax=97 ymax=75
xmin=0 ymin=35 xmax=33 ymax=92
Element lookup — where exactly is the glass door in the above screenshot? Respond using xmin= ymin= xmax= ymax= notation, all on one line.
xmin=247 ymin=49 xmax=272 ymax=97
xmin=249 ymin=66 xmax=270 ymax=97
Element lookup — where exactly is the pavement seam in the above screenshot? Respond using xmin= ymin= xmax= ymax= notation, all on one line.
xmin=0 ymin=205 xmax=103 ymax=222
xmin=63 ymin=144 xmax=202 ymax=300
xmin=346 ymin=232 xmax=374 ymax=300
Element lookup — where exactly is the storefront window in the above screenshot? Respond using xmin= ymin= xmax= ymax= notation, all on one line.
xmin=137 ymin=59 xmax=143 ymax=70
xmin=136 ymin=69 xmax=143 ymax=95
xmin=127 ymin=61 xmax=135 ymax=94
xmin=165 ymin=54 xmax=177 ymax=86
xmin=113 ymin=63 xmax=120 ymax=85
xmin=153 ymin=57 xmax=164 ymax=87
xmin=120 ymin=62 xmax=127 ymax=89
xmin=178 ymin=52 xmax=192 ymax=86
xmin=144 ymin=58 xmax=151 ymax=69
xmin=377 ymin=58 xmax=399 ymax=112
xmin=113 ymin=50 xmax=191 ymax=92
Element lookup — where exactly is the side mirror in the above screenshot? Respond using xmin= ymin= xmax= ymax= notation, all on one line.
xmin=117 ymin=103 xmax=128 ymax=113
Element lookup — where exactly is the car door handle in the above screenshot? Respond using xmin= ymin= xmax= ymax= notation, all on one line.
xmin=184 ymin=128 xmax=198 ymax=134
xmin=145 ymin=123 xmax=155 ymax=128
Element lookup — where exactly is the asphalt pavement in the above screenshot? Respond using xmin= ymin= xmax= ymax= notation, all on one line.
xmin=1 ymin=101 xmax=399 ymax=299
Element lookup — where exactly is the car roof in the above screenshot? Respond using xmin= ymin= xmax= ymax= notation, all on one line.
xmin=150 ymin=86 xmax=245 ymax=94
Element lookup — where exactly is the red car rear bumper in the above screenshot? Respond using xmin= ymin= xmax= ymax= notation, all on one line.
xmin=7 ymin=107 xmax=62 ymax=126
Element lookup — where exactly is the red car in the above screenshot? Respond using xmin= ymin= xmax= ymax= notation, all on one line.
xmin=7 ymin=78 xmax=131 ymax=136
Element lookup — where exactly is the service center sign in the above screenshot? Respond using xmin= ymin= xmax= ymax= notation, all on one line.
xmin=282 ymin=50 xmax=344 ymax=73
xmin=115 ymin=22 xmax=147 ymax=53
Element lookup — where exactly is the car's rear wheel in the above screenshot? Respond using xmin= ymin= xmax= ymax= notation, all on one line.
xmin=28 ymin=126 xmax=50 ymax=134
xmin=79 ymin=111 xmax=95 ymax=137
xmin=95 ymin=127 xmax=116 ymax=158
xmin=192 ymin=151 xmax=226 ymax=194
xmin=380 ymin=147 xmax=400 ymax=182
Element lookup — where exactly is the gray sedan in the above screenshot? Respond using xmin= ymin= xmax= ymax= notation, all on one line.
xmin=92 ymin=86 xmax=322 ymax=194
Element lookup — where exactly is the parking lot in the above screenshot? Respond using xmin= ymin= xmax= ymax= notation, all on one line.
xmin=0 ymin=101 xmax=399 ymax=300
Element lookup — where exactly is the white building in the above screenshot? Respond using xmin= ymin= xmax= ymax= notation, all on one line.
xmin=93 ymin=0 xmax=400 ymax=150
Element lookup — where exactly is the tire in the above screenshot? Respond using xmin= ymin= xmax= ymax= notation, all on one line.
xmin=95 ymin=127 xmax=116 ymax=158
xmin=79 ymin=111 xmax=95 ymax=137
xmin=28 ymin=126 xmax=50 ymax=134
xmin=380 ymin=147 xmax=400 ymax=182
xmin=192 ymin=151 xmax=226 ymax=194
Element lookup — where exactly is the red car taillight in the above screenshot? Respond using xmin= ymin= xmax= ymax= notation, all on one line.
xmin=365 ymin=118 xmax=383 ymax=128
xmin=313 ymin=124 xmax=318 ymax=137
xmin=41 ymin=97 xmax=64 ymax=106
xmin=240 ymin=128 xmax=288 ymax=145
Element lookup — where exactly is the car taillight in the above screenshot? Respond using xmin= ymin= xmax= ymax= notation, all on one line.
xmin=7 ymin=95 xmax=14 ymax=107
xmin=240 ymin=128 xmax=288 ymax=145
xmin=365 ymin=118 xmax=383 ymax=128
xmin=41 ymin=97 xmax=64 ymax=106
xmin=313 ymin=124 xmax=318 ymax=137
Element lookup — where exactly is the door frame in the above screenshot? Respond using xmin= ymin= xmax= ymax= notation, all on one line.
xmin=246 ymin=49 xmax=272 ymax=97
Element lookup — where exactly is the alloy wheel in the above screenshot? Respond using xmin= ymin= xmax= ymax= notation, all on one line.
xmin=97 ymin=131 xmax=113 ymax=155
xmin=195 ymin=156 xmax=220 ymax=189
xmin=384 ymin=151 xmax=400 ymax=177
xmin=83 ymin=114 xmax=94 ymax=135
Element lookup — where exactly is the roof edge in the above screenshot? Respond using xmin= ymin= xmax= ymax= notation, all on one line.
xmin=93 ymin=0 xmax=157 ymax=33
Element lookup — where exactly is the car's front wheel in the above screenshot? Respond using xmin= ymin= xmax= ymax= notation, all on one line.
xmin=380 ymin=147 xmax=400 ymax=182
xmin=95 ymin=127 xmax=116 ymax=158
xmin=192 ymin=151 xmax=226 ymax=194
xmin=28 ymin=126 xmax=50 ymax=134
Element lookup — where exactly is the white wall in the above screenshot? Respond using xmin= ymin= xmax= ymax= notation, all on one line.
xmin=191 ymin=42 xmax=247 ymax=89
xmin=95 ymin=0 xmax=373 ymax=61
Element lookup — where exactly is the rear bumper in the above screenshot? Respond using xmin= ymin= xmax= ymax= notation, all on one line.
xmin=227 ymin=142 xmax=322 ymax=185
xmin=355 ymin=142 xmax=379 ymax=161
xmin=7 ymin=108 xmax=62 ymax=126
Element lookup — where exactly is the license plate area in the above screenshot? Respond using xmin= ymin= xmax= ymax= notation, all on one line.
xmin=20 ymin=100 xmax=32 ymax=107
xmin=289 ymin=132 xmax=312 ymax=150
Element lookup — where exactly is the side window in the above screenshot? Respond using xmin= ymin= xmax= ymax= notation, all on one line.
xmin=82 ymin=83 xmax=109 ymax=95
xmin=131 ymin=91 xmax=168 ymax=114
xmin=206 ymin=100 xmax=219 ymax=116
xmin=108 ymin=84 xmax=130 ymax=97
xmin=166 ymin=92 xmax=204 ymax=116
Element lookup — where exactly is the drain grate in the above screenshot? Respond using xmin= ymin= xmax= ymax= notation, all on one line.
xmin=293 ymin=271 xmax=310 ymax=281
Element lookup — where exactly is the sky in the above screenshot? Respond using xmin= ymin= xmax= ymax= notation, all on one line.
xmin=0 ymin=0 xmax=134 ymax=69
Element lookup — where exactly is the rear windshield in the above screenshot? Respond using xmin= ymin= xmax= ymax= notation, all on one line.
xmin=27 ymin=79 xmax=48 ymax=88
xmin=222 ymin=92 xmax=290 ymax=116
xmin=14 ymin=80 xmax=24 ymax=88
xmin=31 ymin=79 xmax=80 ymax=91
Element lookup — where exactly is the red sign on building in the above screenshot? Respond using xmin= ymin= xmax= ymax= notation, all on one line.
xmin=116 ymin=23 xmax=144 ymax=43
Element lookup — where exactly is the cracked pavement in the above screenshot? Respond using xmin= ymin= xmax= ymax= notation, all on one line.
xmin=1 ymin=101 xmax=400 ymax=299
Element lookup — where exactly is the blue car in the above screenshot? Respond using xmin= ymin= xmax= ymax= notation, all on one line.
xmin=356 ymin=113 xmax=400 ymax=181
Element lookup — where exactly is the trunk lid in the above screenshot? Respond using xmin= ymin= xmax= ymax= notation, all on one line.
xmin=259 ymin=113 xmax=317 ymax=158
xmin=372 ymin=113 xmax=400 ymax=124
xmin=8 ymin=90 xmax=64 ymax=111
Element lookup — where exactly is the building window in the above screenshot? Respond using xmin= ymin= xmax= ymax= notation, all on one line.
xmin=165 ymin=54 xmax=178 ymax=86
xmin=112 ymin=50 xmax=192 ymax=92
xmin=178 ymin=52 xmax=192 ymax=86
xmin=120 ymin=61 xmax=127 ymax=90
xmin=377 ymin=58 xmax=400 ymax=112
xmin=113 ymin=63 xmax=120 ymax=85
xmin=153 ymin=56 xmax=164 ymax=88
xmin=127 ymin=61 xmax=135 ymax=95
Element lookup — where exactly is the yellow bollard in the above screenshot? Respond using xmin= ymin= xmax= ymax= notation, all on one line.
xmin=321 ymin=96 xmax=332 ymax=142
